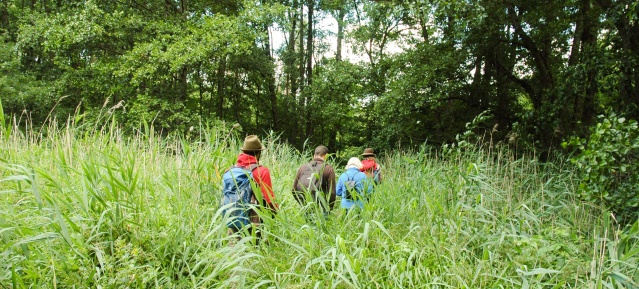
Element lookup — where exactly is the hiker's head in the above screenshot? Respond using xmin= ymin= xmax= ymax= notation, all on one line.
xmin=361 ymin=148 xmax=376 ymax=159
xmin=241 ymin=135 xmax=265 ymax=159
xmin=314 ymin=145 xmax=329 ymax=159
xmin=345 ymin=157 xmax=363 ymax=170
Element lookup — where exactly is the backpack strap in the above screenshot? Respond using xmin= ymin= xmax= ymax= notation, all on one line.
xmin=227 ymin=163 xmax=260 ymax=173
xmin=307 ymin=161 xmax=317 ymax=171
xmin=308 ymin=160 xmax=323 ymax=172
xmin=245 ymin=163 xmax=262 ymax=202
xmin=343 ymin=171 xmax=360 ymax=200
xmin=247 ymin=163 xmax=260 ymax=172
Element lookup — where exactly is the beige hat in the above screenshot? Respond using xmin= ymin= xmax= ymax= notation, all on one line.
xmin=345 ymin=157 xmax=363 ymax=170
xmin=240 ymin=135 xmax=265 ymax=151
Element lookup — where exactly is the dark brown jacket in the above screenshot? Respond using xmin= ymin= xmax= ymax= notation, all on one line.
xmin=292 ymin=158 xmax=336 ymax=211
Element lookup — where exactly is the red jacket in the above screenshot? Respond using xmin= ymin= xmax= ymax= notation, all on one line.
xmin=361 ymin=159 xmax=379 ymax=172
xmin=235 ymin=153 xmax=277 ymax=209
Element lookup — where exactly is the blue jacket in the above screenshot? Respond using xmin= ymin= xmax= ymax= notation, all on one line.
xmin=336 ymin=168 xmax=373 ymax=209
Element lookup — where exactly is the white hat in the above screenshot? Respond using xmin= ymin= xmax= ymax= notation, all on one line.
xmin=345 ymin=157 xmax=363 ymax=170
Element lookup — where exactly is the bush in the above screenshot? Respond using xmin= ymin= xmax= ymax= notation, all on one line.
xmin=564 ymin=112 xmax=639 ymax=225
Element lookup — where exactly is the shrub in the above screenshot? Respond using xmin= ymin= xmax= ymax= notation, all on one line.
xmin=564 ymin=112 xmax=639 ymax=225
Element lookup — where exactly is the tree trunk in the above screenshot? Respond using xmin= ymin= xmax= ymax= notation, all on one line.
xmin=336 ymin=6 xmax=345 ymax=61
xmin=298 ymin=2 xmax=305 ymax=103
xmin=418 ymin=5 xmax=429 ymax=42
xmin=472 ymin=55 xmax=482 ymax=86
xmin=256 ymin=85 xmax=261 ymax=128
xmin=305 ymin=0 xmax=314 ymax=137
xmin=179 ymin=66 xmax=187 ymax=102
xmin=1 ymin=1 xmax=9 ymax=31
xmin=295 ymin=2 xmax=306 ymax=147
xmin=327 ymin=124 xmax=339 ymax=152
xmin=575 ymin=0 xmax=598 ymax=130
xmin=287 ymin=0 xmax=298 ymax=97
xmin=262 ymin=22 xmax=279 ymax=131
xmin=568 ymin=4 xmax=583 ymax=67
xmin=233 ymin=71 xmax=240 ymax=123
xmin=306 ymin=0 xmax=313 ymax=86
xmin=198 ymin=68 xmax=203 ymax=119
xmin=329 ymin=4 xmax=345 ymax=150
xmin=216 ymin=57 xmax=227 ymax=118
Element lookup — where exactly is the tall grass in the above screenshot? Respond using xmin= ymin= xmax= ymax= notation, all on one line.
xmin=0 ymin=118 xmax=637 ymax=288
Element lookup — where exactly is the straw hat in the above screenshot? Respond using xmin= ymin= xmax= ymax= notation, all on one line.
xmin=361 ymin=148 xmax=376 ymax=157
xmin=240 ymin=135 xmax=265 ymax=151
xmin=345 ymin=157 xmax=363 ymax=170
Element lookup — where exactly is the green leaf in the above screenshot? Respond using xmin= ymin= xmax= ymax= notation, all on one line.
xmin=520 ymin=268 xmax=561 ymax=275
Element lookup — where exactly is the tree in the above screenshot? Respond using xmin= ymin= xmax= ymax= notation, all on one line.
xmin=594 ymin=0 xmax=639 ymax=117
xmin=349 ymin=1 xmax=404 ymax=145
xmin=3 ymin=0 xmax=638 ymax=155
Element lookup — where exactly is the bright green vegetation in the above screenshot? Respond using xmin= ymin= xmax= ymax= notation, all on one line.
xmin=1 ymin=123 xmax=638 ymax=288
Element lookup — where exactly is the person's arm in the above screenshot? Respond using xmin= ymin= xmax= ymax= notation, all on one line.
xmin=292 ymin=166 xmax=302 ymax=192
xmin=335 ymin=174 xmax=344 ymax=198
xmin=253 ymin=167 xmax=277 ymax=212
xmin=325 ymin=165 xmax=337 ymax=210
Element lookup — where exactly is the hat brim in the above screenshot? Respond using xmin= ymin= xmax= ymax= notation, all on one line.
xmin=361 ymin=153 xmax=375 ymax=157
xmin=241 ymin=147 xmax=265 ymax=151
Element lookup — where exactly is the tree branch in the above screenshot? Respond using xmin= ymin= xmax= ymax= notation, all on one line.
xmin=493 ymin=56 xmax=537 ymax=105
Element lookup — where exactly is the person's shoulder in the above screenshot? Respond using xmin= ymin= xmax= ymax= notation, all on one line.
xmin=253 ymin=165 xmax=270 ymax=172
xmin=297 ymin=160 xmax=314 ymax=169
xmin=353 ymin=171 xmax=368 ymax=180
xmin=301 ymin=160 xmax=315 ymax=166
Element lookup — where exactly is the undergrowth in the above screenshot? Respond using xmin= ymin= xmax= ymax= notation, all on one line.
xmin=0 ymin=116 xmax=638 ymax=288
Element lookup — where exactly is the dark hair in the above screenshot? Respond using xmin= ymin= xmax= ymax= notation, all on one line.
xmin=314 ymin=145 xmax=329 ymax=156
xmin=243 ymin=150 xmax=261 ymax=159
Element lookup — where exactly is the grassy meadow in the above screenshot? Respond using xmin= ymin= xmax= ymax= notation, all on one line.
xmin=1 ymin=121 xmax=638 ymax=288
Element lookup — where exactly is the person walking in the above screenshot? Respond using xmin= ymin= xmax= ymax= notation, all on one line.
xmin=221 ymin=135 xmax=277 ymax=245
xmin=292 ymin=145 xmax=336 ymax=216
xmin=336 ymin=157 xmax=372 ymax=210
xmin=360 ymin=148 xmax=382 ymax=184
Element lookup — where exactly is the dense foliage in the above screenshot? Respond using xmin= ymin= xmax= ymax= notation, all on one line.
xmin=1 ymin=0 xmax=638 ymax=284
xmin=1 ymin=0 xmax=638 ymax=153
xmin=0 ymin=122 xmax=638 ymax=288
xmin=565 ymin=112 xmax=639 ymax=225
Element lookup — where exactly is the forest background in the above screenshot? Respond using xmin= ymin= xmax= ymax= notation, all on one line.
xmin=2 ymin=0 xmax=638 ymax=154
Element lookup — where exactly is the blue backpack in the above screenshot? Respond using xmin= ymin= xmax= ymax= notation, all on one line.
xmin=220 ymin=164 xmax=259 ymax=229
xmin=343 ymin=172 xmax=365 ymax=201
